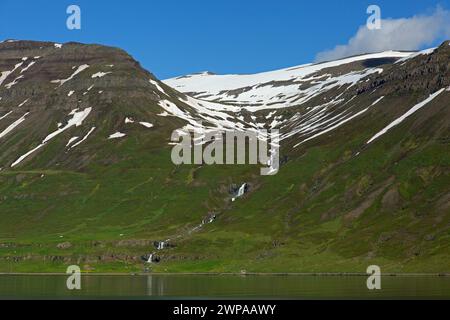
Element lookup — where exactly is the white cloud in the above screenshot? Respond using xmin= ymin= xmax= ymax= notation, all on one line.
xmin=316 ymin=7 xmax=450 ymax=62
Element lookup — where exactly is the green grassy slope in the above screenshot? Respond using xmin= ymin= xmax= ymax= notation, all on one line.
xmin=0 ymin=93 xmax=448 ymax=274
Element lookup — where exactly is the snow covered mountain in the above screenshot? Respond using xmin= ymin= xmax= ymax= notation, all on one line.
xmin=0 ymin=40 xmax=449 ymax=273
xmin=164 ymin=51 xmax=413 ymax=108
xmin=163 ymin=46 xmax=449 ymax=149
xmin=1 ymin=40 xmax=447 ymax=169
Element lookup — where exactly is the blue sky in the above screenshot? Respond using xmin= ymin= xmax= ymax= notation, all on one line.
xmin=1 ymin=0 xmax=449 ymax=79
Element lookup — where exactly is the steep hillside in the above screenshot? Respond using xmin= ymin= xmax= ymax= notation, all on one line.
xmin=0 ymin=40 xmax=449 ymax=273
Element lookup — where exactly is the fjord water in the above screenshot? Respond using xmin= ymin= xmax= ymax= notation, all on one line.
xmin=0 ymin=275 xmax=449 ymax=299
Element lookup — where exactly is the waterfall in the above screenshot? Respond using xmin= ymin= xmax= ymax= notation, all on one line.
xmin=157 ymin=241 xmax=165 ymax=250
xmin=232 ymin=183 xmax=247 ymax=201
xmin=237 ymin=183 xmax=246 ymax=197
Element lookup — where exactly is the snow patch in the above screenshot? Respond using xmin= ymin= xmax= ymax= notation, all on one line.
xmin=11 ymin=108 xmax=92 ymax=167
xmin=371 ymin=96 xmax=384 ymax=106
xmin=5 ymin=75 xmax=24 ymax=89
xmin=82 ymin=85 xmax=94 ymax=95
xmin=294 ymin=107 xmax=371 ymax=148
xmin=51 ymin=64 xmax=89 ymax=87
xmin=149 ymin=79 xmax=168 ymax=96
xmin=21 ymin=61 xmax=35 ymax=73
xmin=0 ymin=62 xmax=24 ymax=86
xmin=18 ymin=99 xmax=29 ymax=107
xmin=139 ymin=122 xmax=154 ymax=128
xmin=367 ymin=88 xmax=445 ymax=144
xmin=43 ymin=107 xmax=92 ymax=143
xmin=11 ymin=144 xmax=45 ymax=168
xmin=70 ymin=127 xmax=96 ymax=149
xmin=395 ymin=48 xmax=436 ymax=64
xmin=91 ymin=72 xmax=112 ymax=78
xmin=0 ymin=111 xmax=13 ymax=121
xmin=66 ymin=136 xmax=80 ymax=147
xmin=108 ymin=132 xmax=126 ymax=139
xmin=0 ymin=112 xmax=29 ymax=139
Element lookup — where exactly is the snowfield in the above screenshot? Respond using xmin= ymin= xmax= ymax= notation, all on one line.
xmin=164 ymin=51 xmax=414 ymax=108
xmin=0 ymin=41 xmax=442 ymax=171
xmin=159 ymin=51 xmax=418 ymax=149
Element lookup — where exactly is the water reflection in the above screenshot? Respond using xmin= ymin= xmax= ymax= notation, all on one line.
xmin=0 ymin=274 xmax=449 ymax=299
xmin=146 ymin=275 xmax=165 ymax=296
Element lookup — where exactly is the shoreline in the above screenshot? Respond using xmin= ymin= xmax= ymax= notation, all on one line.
xmin=1 ymin=272 xmax=449 ymax=277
